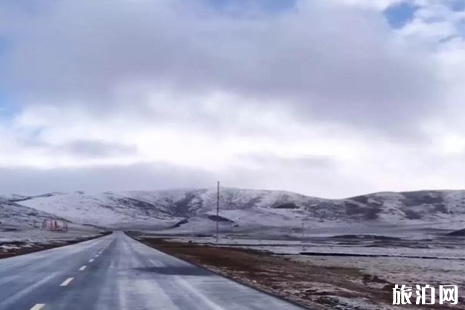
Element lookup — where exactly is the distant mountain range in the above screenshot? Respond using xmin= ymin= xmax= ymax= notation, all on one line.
xmin=2 ymin=188 xmax=464 ymax=234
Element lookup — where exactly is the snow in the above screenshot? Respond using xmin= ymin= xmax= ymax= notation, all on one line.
xmin=15 ymin=188 xmax=322 ymax=228
xmin=17 ymin=192 xmax=178 ymax=227
xmin=293 ymin=254 xmax=465 ymax=305
xmin=4 ymin=188 xmax=465 ymax=237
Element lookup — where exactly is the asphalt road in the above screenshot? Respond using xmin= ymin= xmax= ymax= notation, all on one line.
xmin=0 ymin=232 xmax=303 ymax=310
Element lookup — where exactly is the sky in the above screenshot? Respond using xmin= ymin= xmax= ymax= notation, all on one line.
xmin=0 ymin=0 xmax=465 ymax=198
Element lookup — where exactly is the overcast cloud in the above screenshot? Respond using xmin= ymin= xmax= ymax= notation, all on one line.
xmin=0 ymin=0 xmax=464 ymax=198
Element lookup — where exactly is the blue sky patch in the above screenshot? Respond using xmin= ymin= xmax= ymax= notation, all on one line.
xmin=0 ymin=93 xmax=17 ymax=122
xmin=384 ymin=2 xmax=419 ymax=29
xmin=0 ymin=36 xmax=9 ymax=60
xmin=0 ymin=0 xmax=46 ymax=16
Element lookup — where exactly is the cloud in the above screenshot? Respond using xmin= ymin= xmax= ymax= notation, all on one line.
xmin=55 ymin=140 xmax=138 ymax=158
xmin=0 ymin=0 xmax=465 ymax=197
xmin=0 ymin=0 xmax=440 ymax=136
xmin=341 ymin=0 xmax=404 ymax=10
xmin=236 ymin=152 xmax=335 ymax=170
xmin=0 ymin=162 xmax=216 ymax=195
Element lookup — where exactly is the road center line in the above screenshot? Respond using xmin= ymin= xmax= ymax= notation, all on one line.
xmin=30 ymin=304 xmax=46 ymax=310
xmin=79 ymin=266 xmax=87 ymax=271
xmin=89 ymin=259 xmax=94 ymax=263
xmin=60 ymin=277 xmax=74 ymax=287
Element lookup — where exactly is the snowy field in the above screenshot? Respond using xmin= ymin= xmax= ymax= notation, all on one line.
xmin=294 ymin=254 xmax=465 ymax=292
xmin=0 ymin=227 xmax=99 ymax=243
xmin=159 ymin=233 xmax=465 ymax=258
xmin=144 ymin=215 xmax=465 ymax=258
xmin=0 ymin=223 xmax=104 ymax=254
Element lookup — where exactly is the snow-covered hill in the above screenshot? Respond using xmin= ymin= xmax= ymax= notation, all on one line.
xmin=7 ymin=188 xmax=465 ymax=234
xmin=0 ymin=197 xmax=66 ymax=229
xmin=13 ymin=188 xmax=313 ymax=228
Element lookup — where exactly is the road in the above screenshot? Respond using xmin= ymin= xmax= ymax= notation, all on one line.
xmin=0 ymin=232 xmax=303 ymax=310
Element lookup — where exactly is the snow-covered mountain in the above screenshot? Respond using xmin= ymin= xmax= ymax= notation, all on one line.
xmin=0 ymin=197 xmax=67 ymax=229
xmin=5 ymin=188 xmax=465 ymax=234
xmin=12 ymin=188 xmax=312 ymax=228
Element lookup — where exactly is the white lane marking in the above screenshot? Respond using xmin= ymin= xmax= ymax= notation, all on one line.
xmin=60 ymin=277 xmax=74 ymax=287
xmin=30 ymin=304 xmax=46 ymax=310
xmin=79 ymin=266 xmax=87 ymax=271
xmin=89 ymin=259 xmax=94 ymax=263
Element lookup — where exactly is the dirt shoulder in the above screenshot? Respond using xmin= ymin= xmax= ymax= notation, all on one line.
xmin=0 ymin=231 xmax=111 ymax=259
xmin=133 ymin=236 xmax=415 ymax=310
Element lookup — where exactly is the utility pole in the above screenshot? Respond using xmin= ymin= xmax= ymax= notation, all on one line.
xmin=216 ymin=181 xmax=220 ymax=244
